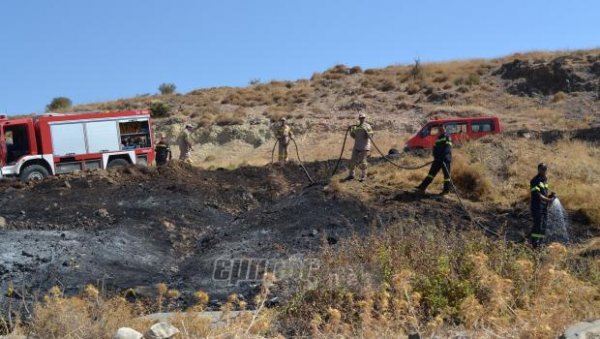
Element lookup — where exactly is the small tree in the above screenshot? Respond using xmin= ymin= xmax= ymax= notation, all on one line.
xmin=158 ymin=83 xmax=177 ymax=95
xmin=410 ymin=58 xmax=423 ymax=80
xmin=46 ymin=97 xmax=72 ymax=112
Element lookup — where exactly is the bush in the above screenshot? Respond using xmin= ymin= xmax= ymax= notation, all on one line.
xmin=375 ymin=78 xmax=396 ymax=92
xmin=406 ymin=82 xmax=421 ymax=95
xmin=465 ymin=74 xmax=480 ymax=86
xmin=552 ymin=91 xmax=567 ymax=102
xmin=451 ymin=158 xmax=492 ymax=201
xmin=149 ymin=102 xmax=171 ymax=118
xmin=158 ymin=83 xmax=176 ymax=95
xmin=46 ymin=97 xmax=72 ymax=112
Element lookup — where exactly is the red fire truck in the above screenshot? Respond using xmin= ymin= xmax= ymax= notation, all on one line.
xmin=404 ymin=116 xmax=502 ymax=151
xmin=0 ymin=110 xmax=155 ymax=181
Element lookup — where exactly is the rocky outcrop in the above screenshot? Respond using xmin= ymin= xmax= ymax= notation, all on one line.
xmin=494 ymin=55 xmax=599 ymax=96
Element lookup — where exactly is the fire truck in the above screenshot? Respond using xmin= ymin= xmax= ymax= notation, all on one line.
xmin=0 ymin=110 xmax=155 ymax=181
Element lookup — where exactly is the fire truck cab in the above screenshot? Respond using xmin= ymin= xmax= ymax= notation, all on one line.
xmin=0 ymin=110 xmax=155 ymax=181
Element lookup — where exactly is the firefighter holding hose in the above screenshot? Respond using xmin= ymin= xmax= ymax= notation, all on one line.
xmin=416 ymin=127 xmax=452 ymax=195
xmin=344 ymin=112 xmax=373 ymax=182
xmin=529 ymin=163 xmax=556 ymax=248
xmin=275 ymin=117 xmax=294 ymax=166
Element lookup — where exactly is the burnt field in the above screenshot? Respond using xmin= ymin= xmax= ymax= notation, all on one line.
xmin=1 ymin=159 xmax=597 ymax=314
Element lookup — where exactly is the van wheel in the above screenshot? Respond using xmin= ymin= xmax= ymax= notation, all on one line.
xmin=20 ymin=165 xmax=49 ymax=182
xmin=107 ymin=159 xmax=130 ymax=169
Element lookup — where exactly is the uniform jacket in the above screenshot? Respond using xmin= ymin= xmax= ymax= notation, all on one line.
xmin=276 ymin=124 xmax=293 ymax=145
xmin=351 ymin=122 xmax=374 ymax=151
xmin=178 ymin=129 xmax=193 ymax=156
xmin=530 ymin=174 xmax=549 ymax=211
xmin=433 ymin=132 xmax=452 ymax=162
xmin=155 ymin=141 xmax=171 ymax=164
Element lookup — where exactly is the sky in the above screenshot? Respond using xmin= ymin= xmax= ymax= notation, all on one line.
xmin=0 ymin=0 xmax=598 ymax=115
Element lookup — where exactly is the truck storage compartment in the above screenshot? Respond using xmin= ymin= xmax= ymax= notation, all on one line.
xmin=50 ymin=123 xmax=87 ymax=156
xmin=119 ymin=120 xmax=151 ymax=150
xmin=86 ymin=120 xmax=120 ymax=153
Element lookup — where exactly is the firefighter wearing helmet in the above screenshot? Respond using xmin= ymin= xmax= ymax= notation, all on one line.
xmin=177 ymin=123 xmax=195 ymax=164
xmin=345 ymin=112 xmax=373 ymax=182
xmin=275 ymin=117 xmax=294 ymax=166
xmin=529 ymin=162 xmax=556 ymax=248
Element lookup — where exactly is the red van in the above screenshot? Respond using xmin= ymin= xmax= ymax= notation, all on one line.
xmin=404 ymin=116 xmax=502 ymax=151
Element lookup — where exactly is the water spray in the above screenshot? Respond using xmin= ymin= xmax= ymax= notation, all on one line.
xmin=547 ymin=197 xmax=571 ymax=243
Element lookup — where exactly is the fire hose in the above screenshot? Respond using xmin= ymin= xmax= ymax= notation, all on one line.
xmin=273 ymin=125 xmax=501 ymax=236
xmin=270 ymin=138 xmax=315 ymax=185
xmin=442 ymin=162 xmax=499 ymax=236
xmin=365 ymin=131 xmax=498 ymax=236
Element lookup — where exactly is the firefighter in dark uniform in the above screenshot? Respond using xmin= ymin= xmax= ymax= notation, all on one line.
xmin=416 ymin=128 xmax=452 ymax=195
xmin=155 ymin=133 xmax=172 ymax=166
xmin=529 ymin=163 xmax=556 ymax=248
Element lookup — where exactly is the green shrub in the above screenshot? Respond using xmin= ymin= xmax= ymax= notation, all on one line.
xmin=158 ymin=83 xmax=176 ymax=95
xmin=46 ymin=97 xmax=72 ymax=112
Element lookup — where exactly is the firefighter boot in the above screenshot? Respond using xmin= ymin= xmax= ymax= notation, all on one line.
xmin=359 ymin=165 xmax=367 ymax=182
xmin=416 ymin=175 xmax=433 ymax=192
xmin=441 ymin=180 xmax=451 ymax=195
xmin=344 ymin=169 xmax=356 ymax=181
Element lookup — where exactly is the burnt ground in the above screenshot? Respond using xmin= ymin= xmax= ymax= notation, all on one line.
xmin=0 ymin=161 xmax=597 ymax=313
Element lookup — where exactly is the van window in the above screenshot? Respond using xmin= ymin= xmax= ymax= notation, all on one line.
xmin=471 ymin=120 xmax=494 ymax=133
xmin=427 ymin=125 xmax=441 ymax=136
xmin=445 ymin=123 xmax=467 ymax=134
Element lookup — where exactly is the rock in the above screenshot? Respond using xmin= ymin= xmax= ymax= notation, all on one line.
xmin=96 ymin=208 xmax=110 ymax=218
xmin=113 ymin=327 xmax=143 ymax=339
xmin=0 ymin=216 xmax=6 ymax=229
xmin=145 ymin=322 xmax=180 ymax=339
xmin=0 ymin=335 xmax=27 ymax=339
xmin=562 ymin=319 xmax=600 ymax=338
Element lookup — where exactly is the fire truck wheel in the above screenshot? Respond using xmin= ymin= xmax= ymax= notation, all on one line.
xmin=107 ymin=158 xmax=130 ymax=168
xmin=20 ymin=165 xmax=49 ymax=181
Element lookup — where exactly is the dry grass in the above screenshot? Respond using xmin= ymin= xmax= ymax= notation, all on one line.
xmin=280 ymin=226 xmax=600 ymax=337
xmin=15 ymin=276 xmax=279 ymax=338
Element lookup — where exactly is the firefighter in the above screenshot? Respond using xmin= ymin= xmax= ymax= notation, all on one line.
xmin=275 ymin=117 xmax=294 ymax=166
xmin=178 ymin=123 xmax=195 ymax=163
xmin=345 ymin=112 xmax=373 ymax=182
xmin=154 ymin=133 xmax=172 ymax=166
xmin=416 ymin=127 xmax=452 ymax=195
xmin=529 ymin=163 xmax=556 ymax=248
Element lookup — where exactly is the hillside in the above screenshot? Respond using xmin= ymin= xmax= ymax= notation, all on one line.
xmin=1 ymin=49 xmax=600 ymax=338
xmin=67 ymin=49 xmax=600 ymax=168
